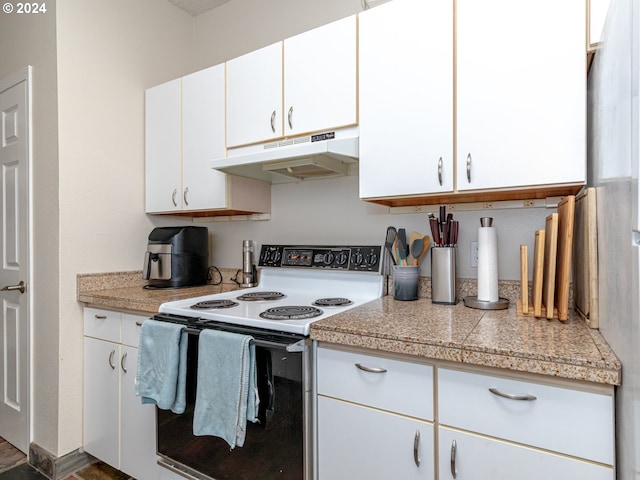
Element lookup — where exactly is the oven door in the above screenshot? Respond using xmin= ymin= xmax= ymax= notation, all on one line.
xmin=155 ymin=323 xmax=312 ymax=480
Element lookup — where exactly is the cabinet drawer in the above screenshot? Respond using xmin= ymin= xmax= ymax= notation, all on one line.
xmin=317 ymin=346 xmax=433 ymax=420
xmin=84 ymin=308 xmax=121 ymax=343
xmin=438 ymin=368 xmax=614 ymax=465
xmin=121 ymin=314 xmax=148 ymax=348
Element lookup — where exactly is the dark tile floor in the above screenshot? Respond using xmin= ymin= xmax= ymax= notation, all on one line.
xmin=0 ymin=438 xmax=134 ymax=480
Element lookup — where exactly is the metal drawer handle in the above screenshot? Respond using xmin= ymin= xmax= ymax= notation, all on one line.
xmin=489 ymin=387 xmax=537 ymax=401
xmin=355 ymin=363 xmax=387 ymax=374
xmin=135 ymin=321 xmax=143 ymax=327
xmin=288 ymin=106 xmax=294 ymax=130
xmin=466 ymin=153 xmax=472 ymax=183
xmin=437 ymin=157 xmax=443 ymax=186
xmin=413 ymin=429 xmax=421 ymax=467
xmin=1 ymin=281 xmax=26 ymax=294
xmin=94 ymin=314 xmax=107 ymax=320
xmin=450 ymin=439 xmax=457 ymax=478
xmin=183 ymin=187 xmax=189 ymax=206
xmin=171 ymin=188 xmax=178 ymax=207
xmin=108 ymin=349 xmax=116 ymax=370
xmin=270 ymin=110 xmax=276 ymax=133
xmin=120 ymin=351 xmax=128 ymax=373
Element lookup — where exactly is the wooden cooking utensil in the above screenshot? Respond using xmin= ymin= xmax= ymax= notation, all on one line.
xmin=415 ymin=235 xmax=431 ymax=266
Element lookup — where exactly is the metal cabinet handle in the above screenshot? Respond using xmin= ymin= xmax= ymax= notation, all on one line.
xmin=1 ymin=281 xmax=26 ymax=294
xmin=450 ymin=439 xmax=457 ymax=478
xmin=354 ymin=363 xmax=387 ymax=373
xmin=135 ymin=321 xmax=143 ymax=327
xmin=489 ymin=387 xmax=537 ymax=401
xmin=288 ymin=106 xmax=294 ymax=130
xmin=466 ymin=153 xmax=472 ymax=183
xmin=413 ymin=429 xmax=421 ymax=467
xmin=108 ymin=349 xmax=116 ymax=370
xmin=120 ymin=351 xmax=128 ymax=373
xmin=437 ymin=157 xmax=443 ymax=186
xmin=183 ymin=187 xmax=189 ymax=206
xmin=171 ymin=188 xmax=178 ymax=207
xmin=270 ymin=110 xmax=276 ymax=133
xmin=94 ymin=314 xmax=107 ymax=320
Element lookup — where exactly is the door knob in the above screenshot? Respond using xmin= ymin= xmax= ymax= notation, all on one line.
xmin=1 ymin=281 xmax=25 ymax=294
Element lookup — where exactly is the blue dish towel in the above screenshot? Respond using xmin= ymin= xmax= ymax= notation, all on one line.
xmin=135 ymin=319 xmax=187 ymax=414
xmin=193 ymin=329 xmax=259 ymax=449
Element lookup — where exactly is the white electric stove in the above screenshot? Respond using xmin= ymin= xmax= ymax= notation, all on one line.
xmin=157 ymin=244 xmax=384 ymax=335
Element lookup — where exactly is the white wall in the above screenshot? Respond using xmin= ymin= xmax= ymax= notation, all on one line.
xmin=0 ymin=2 xmax=61 ymax=456
xmin=193 ymin=0 xmax=363 ymax=70
xmin=194 ymin=175 xmax=549 ymax=280
xmin=54 ymin=0 xmax=194 ymax=456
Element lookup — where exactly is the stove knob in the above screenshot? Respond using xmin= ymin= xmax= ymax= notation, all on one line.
xmin=336 ymin=252 xmax=348 ymax=265
xmin=353 ymin=252 xmax=364 ymax=266
xmin=271 ymin=250 xmax=282 ymax=264
xmin=366 ymin=253 xmax=378 ymax=266
xmin=324 ymin=252 xmax=335 ymax=265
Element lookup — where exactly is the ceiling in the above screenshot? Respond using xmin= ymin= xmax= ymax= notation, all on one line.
xmin=168 ymin=0 xmax=232 ymax=16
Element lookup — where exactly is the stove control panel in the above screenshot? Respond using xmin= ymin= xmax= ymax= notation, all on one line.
xmin=259 ymin=245 xmax=382 ymax=272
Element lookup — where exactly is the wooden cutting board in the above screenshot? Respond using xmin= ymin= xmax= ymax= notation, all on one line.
xmin=555 ymin=196 xmax=575 ymax=322
xmin=573 ymin=188 xmax=599 ymax=328
xmin=532 ymin=229 xmax=545 ymax=317
xmin=542 ymin=213 xmax=558 ymax=319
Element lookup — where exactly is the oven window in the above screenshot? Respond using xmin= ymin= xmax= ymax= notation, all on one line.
xmin=157 ymin=334 xmax=304 ymax=480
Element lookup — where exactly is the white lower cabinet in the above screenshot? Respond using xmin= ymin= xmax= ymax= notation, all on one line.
xmin=315 ymin=344 xmax=615 ymax=480
xmin=437 ymin=367 xmax=615 ymax=479
xmin=318 ymin=397 xmax=433 ymax=479
xmin=438 ymin=427 xmax=612 ymax=480
xmin=316 ymin=345 xmax=435 ymax=480
xmin=83 ymin=309 xmax=158 ymax=480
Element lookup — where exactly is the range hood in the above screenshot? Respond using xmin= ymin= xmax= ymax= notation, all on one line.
xmin=211 ymin=129 xmax=359 ymax=183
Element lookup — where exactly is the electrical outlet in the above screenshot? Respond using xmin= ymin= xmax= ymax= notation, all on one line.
xmin=470 ymin=241 xmax=479 ymax=267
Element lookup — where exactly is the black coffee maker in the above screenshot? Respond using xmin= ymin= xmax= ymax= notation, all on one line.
xmin=143 ymin=226 xmax=209 ymax=288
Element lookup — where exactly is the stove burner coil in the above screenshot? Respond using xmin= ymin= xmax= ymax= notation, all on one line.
xmin=190 ymin=299 xmax=239 ymax=310
xmin=236 ymin=291 xmax=286 ymax=301
xmin=312 ymin=297 xmax=354 ymax=307
xmin=259 ymin=306 xmax=323 ymax=320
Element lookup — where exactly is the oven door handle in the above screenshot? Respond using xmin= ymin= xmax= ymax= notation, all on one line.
xmin=183 ymin=327 xmax=305 ymax=352
xmin=286 ymin=339 xmax=306 ymax=353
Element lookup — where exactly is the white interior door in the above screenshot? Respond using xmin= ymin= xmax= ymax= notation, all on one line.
xmin=0 ymin=67 xmax=31 ymax=453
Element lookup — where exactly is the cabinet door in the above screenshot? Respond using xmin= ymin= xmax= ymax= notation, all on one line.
xmin=182 ymin=65 xmax=227 ymax=210
xmin=438 ymin=427 xmax=613 ymax=480
xmin=226 ymin=42 xmax=283 ymax=147
xmin=120 ymin=345 xmax=159 ymax=480
xmin=83 ymin=337 xmax=120 ymax=469
xmin=145 ymin=78 xmax=182 ymax=212
xmin=284 ymin=15 xmax=357 ymax=137
xmin=318 ymin=396 xmax=434 ymax=480
xmin=359 ymin=0 xmax=453 ymax=198
xmin=456 ymin=0 xmax=586 ymax=191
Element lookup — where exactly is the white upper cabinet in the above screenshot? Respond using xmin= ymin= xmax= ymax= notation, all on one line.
xmin=145 ymin=78 xmax=182 ymax=213
xmin=146 ymin=66 xmax=271 ymax=215
xmin=226 ymin=43 xmax=283 ymax=148
xmin=181 ymin=66 xmax=227 ymax=210
xmin=359 ymin=0 xmax=454 ymax=198
xmin=284 ymin=15 xmax=358 ymax=137
xmin=226 ymin=15 xmax=358 ymax=149
xmin=456 ymin=0 xmax=586 ymax=192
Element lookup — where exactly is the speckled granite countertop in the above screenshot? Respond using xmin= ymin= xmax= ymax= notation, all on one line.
xmin=78 ymin=272 xmax=621 ymax=386
xmin=77 ymin=270 xmax=240 ymax=315
xmin=310 ymin=297 xmax=621 ymax=386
